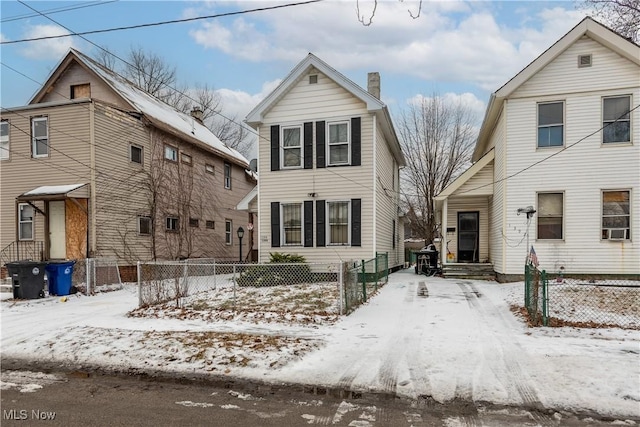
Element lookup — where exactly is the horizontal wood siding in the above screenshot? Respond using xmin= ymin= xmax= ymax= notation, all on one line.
xmin=375 ymin=118 xmax=403 ymax=268
xmin=455 ymin=160 xmax=494 ymax=196
xmin=490 ymin=110 xmax=506 ymax=273
xmin=257 ymin=71 xmax=374 ymax=263
xmin=503 ymin=86 xmax=639 ymax=275
xmin=0 ymin=103 xmax=92 ymax=255
xmin=515 ymin=37 xmax=639 ymax=98
xmin=40 ymin=61 xmax=129 ymax=110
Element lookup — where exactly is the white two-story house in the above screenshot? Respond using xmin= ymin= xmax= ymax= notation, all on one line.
xmin=435 ymin=17 xmax=639 ymax=281
xmin=245 ymin=54 xmax=406 ymax=268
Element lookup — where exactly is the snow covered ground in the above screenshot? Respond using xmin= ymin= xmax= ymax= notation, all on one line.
xmin=1 ymin=269 xmax=638 ymax=421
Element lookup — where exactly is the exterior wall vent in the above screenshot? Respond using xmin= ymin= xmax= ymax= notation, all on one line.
xmin=309 ymin=75 xmax=318 ymax=84
xmin=578 ymin=54 xmax=592 ymax=68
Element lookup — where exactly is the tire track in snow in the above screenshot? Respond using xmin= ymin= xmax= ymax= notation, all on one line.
xmin=404 ymin=281 xmax=433 ymax=401
xmin=458 ymin=282 xmax=552 ymax=425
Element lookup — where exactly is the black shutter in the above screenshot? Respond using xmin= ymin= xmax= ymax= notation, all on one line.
xmin=271 ymin=202 xmax=280 ymax=247
xmin=351 ymin=198 xmax=361 ymax=247
xmin=316 ymin=121 xmax=325 ymax=168
xmin=270 ymin=125 xmax=280 ymax=171
xmin=316 ymin=200 xmax=326 ymax=247
xmin=304 ymin=200 xmax=313 ymax=247
xmin=351 ymin=117 xmax=361 ymax=166
xmin=304 ymin=122 xmax=313 ymax=169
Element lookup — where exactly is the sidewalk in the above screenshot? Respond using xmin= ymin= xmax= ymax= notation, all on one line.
xmin=1 ymin=269 xmax=638 ymax=420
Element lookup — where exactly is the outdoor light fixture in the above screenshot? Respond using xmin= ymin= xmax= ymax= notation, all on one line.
xmin=237 ymin=227 xmax=245 ymax=262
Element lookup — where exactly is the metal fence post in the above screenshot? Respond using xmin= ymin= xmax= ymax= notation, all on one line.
xmin=338 ymin=262 xmax=344 ymax=315
xmin=375 ymin=255 xmax=379 ymax=292
xmin=137 ymin=261 xmax=142 ymax=307
xmin=361 ymin=260 xmax=367 ymax=302
xmin=86 ymin=258 xmax=91 ymax=296
xmin=542 ymin=269 xmax=548 ymax=326
xmin=233 ymin=264 xmax=237 ymax=311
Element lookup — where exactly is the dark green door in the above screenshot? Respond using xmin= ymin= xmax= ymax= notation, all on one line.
xmin=458 ymin=212 xmax=479 ymax=263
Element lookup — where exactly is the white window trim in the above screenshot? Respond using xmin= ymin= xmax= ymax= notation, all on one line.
xmin=137 ymin=216 xmax=152 ymax=236
xmin=537 ymin=101 xmax=564 ymax=149
xmin=164 ymin=145 xmax=177 ymax=162
xmin=327 ymin=200 xmax=351 ymax=246
xmin=18 ymin=203 xmax=34 ymax=241
xmin=166 ymin=216 xmax=179 ymax=232
xmin=224 ymin=162 xmax=232 ymax=189
xmin=536 ymin=192 xmax=564 ymax=240
xmin=31 ymin=116 xmax=49 ymax=158
xmin=0 ymin=120 xmax=9 ymax=161
xmin=602 ymin=95 xmax=632 ymax=145
xmin=280 ymin=125 xmax=303 ymax=169
xmin=281 ymin=203 xmax=303 ymax=246
xmin=225 ymin=220 xmax=232 ymax=245
xmin=601 ymin=189 xmax=631 ymax=241
xmin=327 ymin=121 xmax=351 ymax=166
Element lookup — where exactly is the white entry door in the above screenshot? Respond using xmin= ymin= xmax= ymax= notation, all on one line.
xmin=49 ymin=201 xmax=66 ymax=259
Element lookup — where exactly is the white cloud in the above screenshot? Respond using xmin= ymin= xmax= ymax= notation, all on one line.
xmin=188 ymin=2 xmax=589 ymax=93
xmin=216 ymin=78 xmax=281 ymax=121
xmin=19 ymin=24 xmax=78 ymax=60
xmin=0 ymin=33 xmax=8 ymax=43
xmin=407 ymin=91 xmax=486 ymax=123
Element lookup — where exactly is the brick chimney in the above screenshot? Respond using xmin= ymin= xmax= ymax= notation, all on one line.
xmin=367 ymin=72 xmax=380 ymax=99
xmin=190 ymin=107 xmax=204 ymax=125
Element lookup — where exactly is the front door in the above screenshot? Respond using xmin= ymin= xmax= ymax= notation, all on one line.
xmin=458 ymin=212 xmax=479 ymax=263
xmin=49 ymin=201 xmax=66 ymax=259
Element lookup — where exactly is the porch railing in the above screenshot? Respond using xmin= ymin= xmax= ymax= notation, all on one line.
xmin=0 ymin=241 xmax=45 ymax=268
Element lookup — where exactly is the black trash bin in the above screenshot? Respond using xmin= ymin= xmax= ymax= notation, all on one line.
xmin=414 ymin=244 xmax=439 ymax=275
xmin=6 ymin=261 xmax=47 ymax=299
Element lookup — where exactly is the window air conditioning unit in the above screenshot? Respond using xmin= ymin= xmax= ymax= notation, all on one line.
xmin=608 ymin=229 xmax=627 ymax=240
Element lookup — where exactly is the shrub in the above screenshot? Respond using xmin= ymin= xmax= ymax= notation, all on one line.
xmin=237 ymin=253 xmax=312 ymax=287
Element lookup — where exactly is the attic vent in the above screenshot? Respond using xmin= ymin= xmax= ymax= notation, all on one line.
xmin=309 ymin=75 xmax=318 ymax=84
xmin=578 ymin=54 xmax=592 ymax=68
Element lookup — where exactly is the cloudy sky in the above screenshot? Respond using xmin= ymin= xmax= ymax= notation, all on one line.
xmin=1 ymin=1 xmax=589 ymax=125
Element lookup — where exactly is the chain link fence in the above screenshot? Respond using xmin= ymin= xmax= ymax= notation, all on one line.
xmin=137 ymin=253 xmax=390 ymax=317
xmin=73 ymin=258 xmax=123 ymax=295
xmin=524 ymin=263 xmax=639 ymax=329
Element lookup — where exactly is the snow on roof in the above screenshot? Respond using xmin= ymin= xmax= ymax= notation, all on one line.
xmin=21 ymin=184 xmax=87 ymax=196
xmin=72 ymin=49 xmax=248 ymax=167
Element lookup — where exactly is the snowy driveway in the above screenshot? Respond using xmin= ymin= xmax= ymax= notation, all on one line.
xmin=1 ymin=269 xmax=638 ymax=420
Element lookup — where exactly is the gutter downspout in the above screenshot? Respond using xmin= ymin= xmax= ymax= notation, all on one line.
xmin=89 ymin=102 xmax=96 ymax=257
xmin=372 ymin=114 xmax=377 ymax=258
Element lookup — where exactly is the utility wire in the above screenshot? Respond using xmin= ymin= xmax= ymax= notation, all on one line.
xmin=1 ymin=0 xmax=323 ymax=44
xmin=1 ymin=1 xmax=118 ymax=23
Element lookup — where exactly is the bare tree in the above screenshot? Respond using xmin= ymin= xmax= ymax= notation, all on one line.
xmin=124 ymin=46 xmax=177 ymax=100
xmin=397 ymin=94 xmax=478 ymax=243
xmin=356 ymin=0 xmax=422 ymax=26
xmin=579 ymin=0 xmax=640 ymax=42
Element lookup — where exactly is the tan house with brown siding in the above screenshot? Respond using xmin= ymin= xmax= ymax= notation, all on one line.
xmin=245 ymin=54 xmax=405 ymax=268
xmin=0 ymin=49 xmax=256 ymax=269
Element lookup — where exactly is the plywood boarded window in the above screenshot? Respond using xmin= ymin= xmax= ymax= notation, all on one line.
xmin=70 ymin=83 xmax=90 ymax=99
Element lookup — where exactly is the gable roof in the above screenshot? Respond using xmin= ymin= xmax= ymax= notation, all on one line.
xmin=434 ymin=148 xmax=494 ymax=202
xmin=473 ymin=17 xmax=640 ymax=161
xmin=245 ymin=53 xmax=405 ymax=166
xmin=30 ymin=49 xmax=249 ymax=167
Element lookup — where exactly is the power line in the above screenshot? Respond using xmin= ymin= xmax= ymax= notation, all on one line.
xmin=1 ymin=0 xmax=323 ymax=44
xmin=1 ymin=1 xmax=118 ymax=23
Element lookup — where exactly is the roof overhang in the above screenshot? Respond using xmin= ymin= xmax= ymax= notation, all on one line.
xmin=236 ymin=186 xmax=258 ymax=212
xmin=17 ymin=183 xmax=89 ymax=202
xmin=434 ymin=149 xmax=494 ymax=204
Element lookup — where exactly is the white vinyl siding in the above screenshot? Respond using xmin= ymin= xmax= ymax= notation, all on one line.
xmin=257 ymin=72 xmax=375 ymax=263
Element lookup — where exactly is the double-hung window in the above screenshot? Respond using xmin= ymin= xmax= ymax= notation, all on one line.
xmin=225 ymin=220 xmax=232 ymax=245
xmin=282 ymin=203 xmax=302 ymax=245
xmin=31 ymin=117 xmax=49 ymax=157
xmin=328 ymin=201 xmax=349 ymax=245
xmin=603 ymin=96 xmax=631 ymax=144
xmin=164 ymin=145 xmax=177 ymax=162
xmin=602 ymin=190 xmax=630 ymax=240
xmin=224 ymin=162 xmax=231 ymax=189
xmin=19 ymin=203 xmax=34 ymax=240
xmin=537 ymin=193 xmax=563 ymax=240
xmin=537 ymin=102 xmax=563 ymax=148
xmin=328 ymin=121 xmax=349 ymax=165
xmin=0 ymin=120 xmax=9 ymax=160
xmin=282 ymin=126 xmax=302 ymax=168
